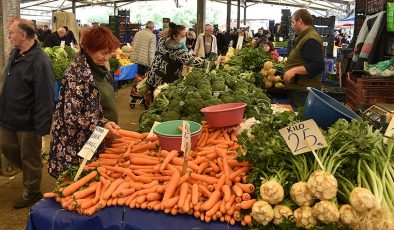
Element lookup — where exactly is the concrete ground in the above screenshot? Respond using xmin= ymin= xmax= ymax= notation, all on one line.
xmin=0 ymin=86 xmax=145 ymax=230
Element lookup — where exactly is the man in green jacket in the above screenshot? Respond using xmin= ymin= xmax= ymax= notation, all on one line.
xmin=284 ymin=9 xmax=324 ymax=107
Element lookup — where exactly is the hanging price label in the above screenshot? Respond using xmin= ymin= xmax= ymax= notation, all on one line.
xmin=279 ymin=119 xmax=327 ymax=155
xmin=147 ymin=121 xmax=161 ymax=138
xmin=181 ymin=121 xmax=191 ymax=175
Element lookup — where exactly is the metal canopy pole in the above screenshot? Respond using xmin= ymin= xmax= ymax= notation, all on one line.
xmin=72 ymin=0 xmax=75 ymax=14
xmin=226 ymin=0 xmax=230 ymax=32
xmin=197 ymin=0 xmax=206 ymax=35
xmin=114 ymin=2 xmax=116 ymax=16
xmin=243 ymin=3 xmax=246 ymax=26
xmin=237 ymin=0 xmax=240 ymax=29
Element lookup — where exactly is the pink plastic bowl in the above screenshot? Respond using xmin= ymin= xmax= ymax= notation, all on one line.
xmin=156 ymin=133 xmax=201 ymax=151
xmin=200 ymin=102 xmax=247 ymax=128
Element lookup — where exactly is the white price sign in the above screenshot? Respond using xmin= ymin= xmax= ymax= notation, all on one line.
xmin=279 ymin=119 xmax=327 ymax=155
xmin=181 ymin=121 xmax=191 ymax=175
xmin=181 ymin=121 xmax=191 ymax=153
xmin=236 ymin=36 xmax=244 ymax=50
xmin=60 ymin=40 xmax=65 ymax=48
xmin=78 ymin=126 xmax=109 ymax=161
xmin=147 ymin=121 xmax=161 ymax=138
xmin=384 ymin=117 xmax=394 ymax=144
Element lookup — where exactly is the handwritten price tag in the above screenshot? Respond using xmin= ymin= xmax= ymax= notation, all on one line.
xmin=74 ymin=126 xmax=108 ymax=181
xmin=181 ymin=121 xmax=191 ymax=175
xmin=60 ymin=40 xmax=65 ymax=48
xmin=236 ymin=36 xmax=244 ymax=49
xmin=78 ymin=126 xmax=109 ymax=161
xmin=279 ymin=119 xmax=327 ymax=155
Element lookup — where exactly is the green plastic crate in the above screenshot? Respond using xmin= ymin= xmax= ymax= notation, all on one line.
xmin=388 ymin=3 xmax=394 ymax=32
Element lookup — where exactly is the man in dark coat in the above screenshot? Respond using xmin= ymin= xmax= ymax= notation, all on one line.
xmin=0 ymin=18 xmax=54 ymax=209
xmin=43 ymin=27 xmax=66 ymax=47
xmin=62 ymin=26 xmax=78 ymax=46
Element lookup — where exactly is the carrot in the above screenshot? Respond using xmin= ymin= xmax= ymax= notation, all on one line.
xmin=206 ymin=184 xmax=214 ymax=192
xmin=99 ymin=158 xmax=118 ymax=166
xmin=229 ymin=218 xmax=236 ymax=225
xmin=198 ymin=184 xmax=212 ymax=197
xmin=207 ymin=130 xmax=221 ymax=142
xmin=118 ymin=187 xmax=135 ymax=198
xmin=43 ymin=192 xmax=57 ymax=199
xmin=161 ymin=168 xmax=180 ymax=204
xmin=206 ymin=200 xmax=221 ymax=217
xmin=205 ymin=215 xmax=212 ymax=223
xmin=221 ymin=185 xmax=231 ymax=202
xmin=228 ymin=205 xmax=236 ymax=215
xmin=242 ymin=176 xmax=247 ymax=183
xmin=235 ymin=196 xmax=242 ymax=203
xmin=163 ymin=195 xmax=179 ymax=209
xmin=228 ymin=160 xmax=250 ymax=167
xmin=160 ymin=150 xmax=178 ymax=171
xmin=232 ymin=184 xmax=243 ymax=197
xmin=220 ymin=199 xmax=226 ymax=213
xmin=194 ymin=202 xmax=202 ymax=211
xmin=85 ymin=204 xmax=98 ymax=216
xmin=243 ymin=215 xmax=252 ymax=225
xmin=177 ymin=182 xmax=189 ymax=208
xmin=117 ymin=129 xmax=142 ymax=139
xmin=73 ymin=183 xmax=98 ymax=199
xmin=177 ymin=125 xmax=184 ymax=132
xmin=131 ymin=142 xmax=158 ymax=152
xmin=182 ymin=193 xmax=192 ymax=213
xmin=206 ymin=152 xmax=218 ymax=160
xmin=226 ymin=195 xmax=236 ymax=211
xmin=99 ymin=154 xmax=121 ymax=159
xmin=128 ymin=164 xmax=155 ymax=170
xmin=229 ymin=167 xmax=249 ymax=180
xmin=239 ymin=199 xmax=256 ymax=210
xmin=197 ymin=161 xmax=209 ymax=174
xmin=215 ymin=174 xmax=226 ymax=192
xmin=196 ymin=132 xmax=207 ymax=146
xmin=146 ymin=192 xmax=162 ymax=201
xmin=171 ymin=157 xmax=199 ymax=172
xmin=222 ymin=157 xmax=231 ymax=185
xmin=194 ymin=210 xmax=201 ymax=218
xmin=190 ymin=173 xmax=218 ymax=184
xmin=230 ymin=132 xmax=238 ymax=142
xmin=191 ymin=184 xmax=199 ymax=205
xmin=147 ymin=200 xmax=161 ymax=210
xmin=136 ymin=195 xmax=146 ymax=204
xmin=130 ymin=157 xmax=160 ymax=165
xmin=101 ymin=178 xmax=124 ymax=200
xmin=201 ymin=190 xmax=221 ymax=211
xmin=242 ymin=193 xmax=251 ymax=201
xmin=208 ymin=161 xmax=220 ymax=173
xmin=235 ymin=182 xmax=255 ymax=193
xmin=214 ymin=147 xmax=228 ymax=158
xmin=62 ymin=171 xmax=98 ymax=197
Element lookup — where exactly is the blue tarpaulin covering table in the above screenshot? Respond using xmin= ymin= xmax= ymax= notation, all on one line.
xmin=26 ymin=198 xmax=242 ymax=230
xmin=114 ymin=64 xmax=138 ymax=81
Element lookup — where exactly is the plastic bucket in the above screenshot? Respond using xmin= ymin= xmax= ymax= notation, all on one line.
xmin=154 ymin=120 xmax=202 ymax=151
xmin=303 ymin=88 xmax=361 ymax=129
xmin=200 ymin=103 xmax=247 ymax=128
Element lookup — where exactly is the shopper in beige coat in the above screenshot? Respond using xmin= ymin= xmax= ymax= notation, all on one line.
xmin=194 ymin=24 xmax=218 ymax=59
xmin=130 ymin=21 xmax=156 ymax=76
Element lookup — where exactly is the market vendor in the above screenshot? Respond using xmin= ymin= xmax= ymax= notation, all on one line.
xmin=43 ymin=27 xmax=67 ymax=48
xmin=48 ymin=26 xmax=121 ymax=178
xmin=145 ymin=23 xmax=207 ymax=90
xmin=283 ymin=9 xmax=324 ymax=107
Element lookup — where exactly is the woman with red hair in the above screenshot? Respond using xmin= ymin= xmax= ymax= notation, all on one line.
xmin=263 ymin=41 xmax=280 ymax=63
xmin=48 ymin=26 xmax=121 ymax=178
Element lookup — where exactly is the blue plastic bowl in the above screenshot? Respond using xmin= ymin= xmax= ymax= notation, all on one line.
xmin=303 ymin=88 xmax=361 ymax=129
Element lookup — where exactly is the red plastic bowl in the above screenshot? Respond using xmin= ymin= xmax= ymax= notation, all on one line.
xmin=200 ymin=102 xmax=247 ymax=128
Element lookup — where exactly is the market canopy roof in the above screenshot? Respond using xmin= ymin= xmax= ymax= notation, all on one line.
xmin=20 ymin=0 xmax=354 ymax=18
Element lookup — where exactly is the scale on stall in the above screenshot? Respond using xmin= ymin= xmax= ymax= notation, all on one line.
xmin=362 ymin=103 xmax=394 ymax=131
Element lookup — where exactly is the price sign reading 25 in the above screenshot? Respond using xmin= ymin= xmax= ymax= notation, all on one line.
xmin=279 ymin=120 xmax=327 ymax=155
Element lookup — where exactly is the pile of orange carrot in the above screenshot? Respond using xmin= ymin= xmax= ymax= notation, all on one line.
xmin=44 ymin=122 xmax=255 ymax=226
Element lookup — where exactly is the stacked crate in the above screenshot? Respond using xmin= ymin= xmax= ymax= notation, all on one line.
xmin=312 ymin=16 xmax=335 ymax=58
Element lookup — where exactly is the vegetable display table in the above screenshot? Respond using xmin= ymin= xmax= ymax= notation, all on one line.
xmin=27 ymin=198 xmax=242 ymax=230
xmin=114 ymin=64 xmax=138 ymax=81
